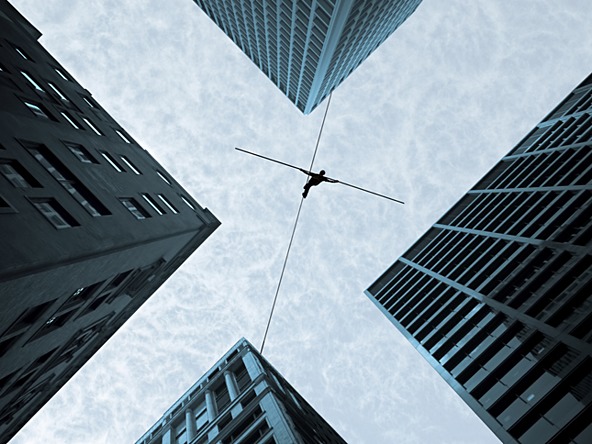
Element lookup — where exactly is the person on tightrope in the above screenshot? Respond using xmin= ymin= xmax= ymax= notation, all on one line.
xmin=299 ymin=168 xmax=338 ymax=198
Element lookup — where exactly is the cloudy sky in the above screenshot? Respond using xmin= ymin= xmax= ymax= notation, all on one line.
xmin=9 ymin=0 xmax=592 ymax=443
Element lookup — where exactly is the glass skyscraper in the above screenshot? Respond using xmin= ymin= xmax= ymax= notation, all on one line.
xmin=366 ymin=74 xmax=592 ymax=443
xmin=136 ymin=338 xmax=346 ymax=444
xmin=192 ymin=0 xmax=422 ymax=114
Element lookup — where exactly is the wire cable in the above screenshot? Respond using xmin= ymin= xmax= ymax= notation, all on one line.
xmin=259 ymin=93 xmax=333 ymax=354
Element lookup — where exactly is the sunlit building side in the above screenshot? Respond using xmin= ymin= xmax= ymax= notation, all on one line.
xmin=136 ymin=338 xmax=347 ymax=444
xmin=192 ymin=0 xmax=422 ymax=114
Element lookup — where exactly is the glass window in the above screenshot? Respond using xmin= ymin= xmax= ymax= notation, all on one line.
xmin=181 ymin=195 xmax=196 ymax=211
xmin=48 ymin=82 xmax=68 ymax=101
xmin=120 ymin=156 xmax=141 ymax=174
xmin=28 ymin=146 xmax=109 ymax=216
xmin=81 ymin=96 xmax=96 ymax=108
xmin=158 ymin=194 xmax=178 ymax=214
xmin=120 ymin=198 xmax=150 ymax=220
xmin=519 ymin=371 xmax=560 ymax=405
xmin=60 ymin=111 xmax=80 ymax=129
xmin=195 ymin=407 xmax=208 ymax=432
xmin=14 ymin=45 xmax=30 ymax=60
xmin=175 ymin=423 xmax=187 ymax=444
xmin=497 ymin=396 xmax=528 ymax=428
xmin=25 ymin=101 xmax=50 ymax=119
xmin=0 ymin=160 xmax=39 ymax=188
xmin=115 ymin=129 xmax=131 ymax=143
xmin=100 ymin=151 xmax=124 ymax=172
xmin=20 ymin=71 xmax=44 ymax=92
xmin=65 ymin=142 xmax=97 ymax=164
xmin=0 ymin=194 xmax=12 ymax=211
xmin=156 ymin=170 xmax=171 ymax=185
xmin=54 ymin=67 xmax=69 ymax=81
xmin=142 ymin=194 xmax=165 ymax=215
xmin=31 ymin=198 xmax=78 ymax=229
xmin=544 ymin=392 xmax=585 ymax=429
xmin=518 ymin=417 xmax=557 ymax=444
xmin=82 ymin=117 xmax=102 ymax=135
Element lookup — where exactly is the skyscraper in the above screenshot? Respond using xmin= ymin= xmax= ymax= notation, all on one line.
xmin=136 ymin=338 xmax=346 ymax=444
xmin=193 ymin=0 xmax=422 ymax=114
xmin=0 ymin=2 xmax=220 ymax=442
xmin=366 ymin=73 xmax=592 ymax=444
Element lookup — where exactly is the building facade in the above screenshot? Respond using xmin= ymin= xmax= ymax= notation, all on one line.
xmin=0 ymin=2 xmax=220 ymax=442
xmin=366 ymin=73 xmax=592 ymax=443
xmin=136 ymin=339 xmax=346 ymax=444
xmin=193 ymin=0 xmax=422 ymax=114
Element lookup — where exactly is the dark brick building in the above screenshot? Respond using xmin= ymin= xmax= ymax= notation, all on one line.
xmin=0 ymin=2 xmax=220 ymax=441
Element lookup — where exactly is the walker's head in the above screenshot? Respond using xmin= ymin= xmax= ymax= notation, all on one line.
xmin=320 ymin=170 xmax=326 ymax=175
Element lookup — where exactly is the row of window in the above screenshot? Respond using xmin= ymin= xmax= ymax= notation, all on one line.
xmin=0 ymin=138 xmax=196 ymax=225
xmin=1 ymin=40 xmax=107 ymax=117
xmin=21 ymin=96 xmax=132 ymax=143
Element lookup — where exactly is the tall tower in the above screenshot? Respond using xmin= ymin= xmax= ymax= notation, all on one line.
xmin=136 ymin=339 xmax=346 ymax=444
xmin=0 ymin=2 xmax=220 ymax=442
xmin=366 ymin=74 xmax=592 ymax=444
xmin=193 ymin=0 xmax=422 ymax=114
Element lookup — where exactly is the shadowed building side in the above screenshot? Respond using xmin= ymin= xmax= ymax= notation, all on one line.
xmin=135 ymin=338 xmax=347 ymax=444
xmin=366 ymin=73 xmax=592 ymax=444
xmin=192 ymin=0 xmax=422 ymax=114
xmin=0 ymin=2 xmax=220 ymax=442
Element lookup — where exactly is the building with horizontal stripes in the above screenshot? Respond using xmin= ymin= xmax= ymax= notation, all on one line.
xmin=366 ymin=73 xmax=592 ymax=443
xmin=136 ymin=339 xmax=346 ymax=444
xmin=0 ymin=2 xmax=220 ymax=442
xmin=192 ymin=0 xmax=422 ymax=114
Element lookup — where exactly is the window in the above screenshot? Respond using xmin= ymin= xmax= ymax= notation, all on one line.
xmin=31 ymin=198 xmax=78 ymax=229
xmin=82 ymin=117 xmax=102 ymax=135
xmin=24 ymin=101 xmax=50 ymax=119
xmin=158 ymin=194 xmax=179 ymax=214
xmin=0 ymin=159 xmax=40 ymax=188
xmin=181 ymin=195 xmax=196 ymax=211
xmin=115 ymin=129 xmax=131 ymax=143
xmin=120 ymin=198 xmax=150 ymax=219
xmin=65 ymin=142 xmax=97 ymax=164
xmin=100 ymin=151 xmax=124 ymax=172
xmin=60 ymin=111 xmax=80 ymax=129
xmin=120 ymin=156 xmax=141 ymax=174
xmin=20 ymin=71 xmax=44 ymax=92
xmin=28 ymin=145 xmax=110 ymax=216
xmin=156 ymin=170 xmax=172 ymax=185
xmin=48 ymin=82 xmax=68 ymax=101
xmin=142 ymin=194 xmax=165 ymax=215
xmin=175 ymin=423 xmax=187 ymax=444
xmin=195 ymin=406 xmax=209 ymax=433
xmin=0 ymin=194 xmax=15 ymax=213
xmin=81 ymin=96 xmax=96 ymax=108
xmin=54 ymin=67 xmax=69 ymax=81
xmin=13 ymin=45 xmax=30 ymax=60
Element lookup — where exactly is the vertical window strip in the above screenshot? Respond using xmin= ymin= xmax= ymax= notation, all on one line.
xmin=25 ymin=101 xmax=49 ymax=119
xmin=48 ymin=82 xmax=69 ymax=101
xmin=100 ymin=151 xmax=124 ymax=172
xmin=115 ymin=129 xmax=131 ymax=143
xmin=158 ymin=194 xmax=179 ymax=214
xmin=82 ymin=117 xmax=102 ymax=135
xmin=60 ymin=111 xmax=79 ymax=129
xmin=142 ymin=194 xmax=165 ymax=215
xmin=20 ymin=71 xmax=44 ymax=92
xmin=120 ymin=156 xmax=141 ymax=174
